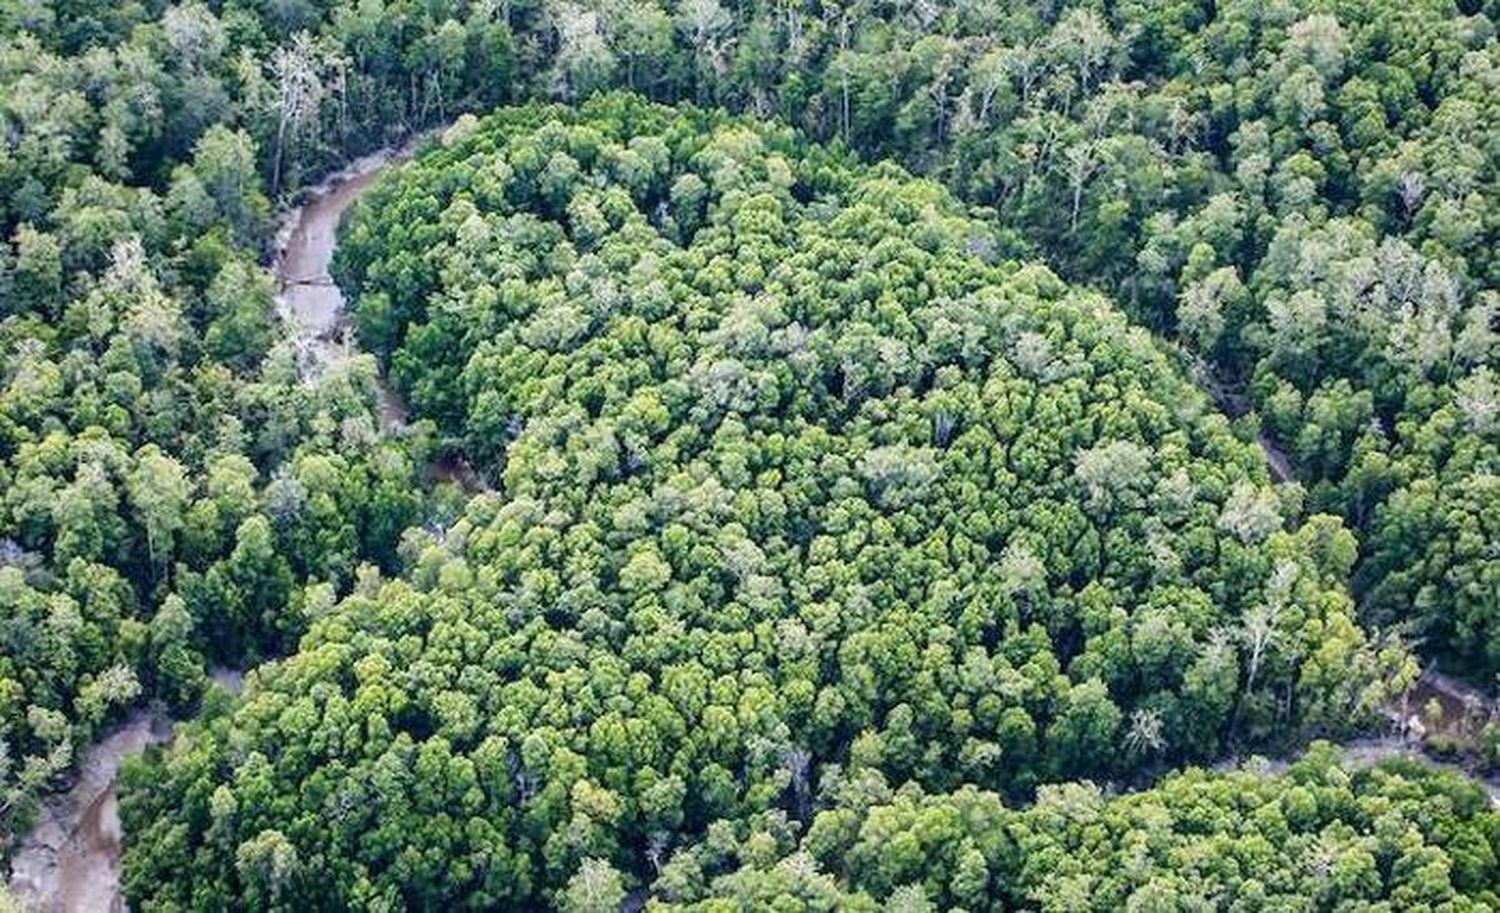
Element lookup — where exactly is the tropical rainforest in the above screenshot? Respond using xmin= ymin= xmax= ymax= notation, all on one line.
xmin=0 ymin=0 xmax=1496 ymax=910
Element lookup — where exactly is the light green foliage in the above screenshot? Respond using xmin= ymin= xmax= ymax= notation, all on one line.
xmin=658 ymin=746 xmax=1500 ymax=910
xmin=117 ymin=97 xmax=1409 ymax=909
xmin=0 ymin=0 xmax=1494 ymax=907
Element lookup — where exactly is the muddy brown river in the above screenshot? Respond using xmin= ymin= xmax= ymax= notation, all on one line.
xmin=276 ymin=143 xmax=418 ymax=405
xmin=276 ymin=135 xmax=488 ymax=480
xmin=7 ymin=712 xmax=170 ymax=912
xmin=4 ymin=141 xmax=427 ymax=912
xmin=8 ymin=667 xmax=246 ymax=910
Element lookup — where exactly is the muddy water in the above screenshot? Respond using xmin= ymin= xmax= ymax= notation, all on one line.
xmin=274 ymin=145 xmax=416 ymax=392
xmin=273 ymin=132 xmax=489 ymax=477
xmin=277 ymin=169 xmax=381 ymax=371
xmin=7 ymin=713 xmax=168 ymax=912
xmin=272 ymin=137 xmax=489 ymax=493
xmin=8 ymin=672 xmax=245 ymax=911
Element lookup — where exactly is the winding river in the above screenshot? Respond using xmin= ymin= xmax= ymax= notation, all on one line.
xmin=275 ymin=142 xmax=419 ymax=425
xmin=5 ymin=131 xmax=1497 ymax=911
xmin=7 ymin=670 xmax=240 ymax=912
xmin=3 ymin=140 xmax=425 ymax=912
xmin=275 ymin=134 xmax=488 ymax=489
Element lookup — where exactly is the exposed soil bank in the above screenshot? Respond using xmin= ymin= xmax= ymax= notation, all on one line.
xmin=8 ymin=669 xmax=240 ymax=912
xmin=272 ymin=141 xmax=424 ymax=387
xmin=8 ymin=712 xmax=169 ymax=912
xmin=1203 ymin=734 xmax=1500 ymax=806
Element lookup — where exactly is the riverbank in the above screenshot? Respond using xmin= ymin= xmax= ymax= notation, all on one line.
xmin=1202 ymin=729 xmax=1500 ymax=808
xmin=1199 ymin=736 xmax=1500 ymax=805
xmin=271 ymin=136 xmax=431 ymax=388
xmin=7 ymin=668 xmax=243 ymax=912
xmin=270 ymin=125 xmax=491 ymax=493
xmin=1109 ymin=676 xmax=1500 ymax=807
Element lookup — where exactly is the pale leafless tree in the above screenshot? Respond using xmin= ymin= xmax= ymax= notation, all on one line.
xmin=269 ymin=34 xmax=328 ymax=197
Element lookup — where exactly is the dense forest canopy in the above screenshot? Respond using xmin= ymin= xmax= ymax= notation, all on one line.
xmin=648 ymin=744 xmax=1500 ymax=911
xmin=0 ymin=0 xmax=1494 ymax=909
xmin=1 ymin=0 xmax=1494 ymax=688
xmin=115 ymin=96 xmax=1412 ymax=907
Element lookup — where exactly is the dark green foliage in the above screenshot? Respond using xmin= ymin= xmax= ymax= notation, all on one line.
xmin=656 ymin=746 xmax=1500 ymax=910
xmin=0 ymin=0 xmax=1495 ymax=907
xmin=118 ymin=98 xmax=1412 ymax=910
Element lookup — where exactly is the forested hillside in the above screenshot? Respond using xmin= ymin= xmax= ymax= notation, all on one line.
xmin=0 ymin=0 xmax=1495 ymax=910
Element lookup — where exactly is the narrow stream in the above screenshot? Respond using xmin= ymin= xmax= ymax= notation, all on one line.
xmin=1184 ymin=352 xmax=1297 ymax=483
xmin=4 ymin=142 xmax=429 ymax=912
xmin=7 ymin=668 xmax=242 ymax=912
xmin=1201 ymin=735 xmax=1500 ymax=805
xmin=275 ymin=142 xmax=418 ymax=418
xmin=274 ymin=135 xmax=488 ymax=488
